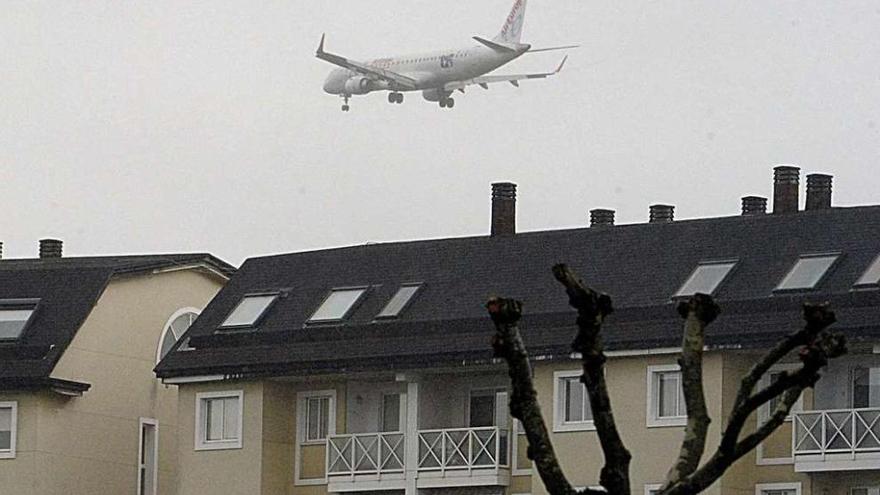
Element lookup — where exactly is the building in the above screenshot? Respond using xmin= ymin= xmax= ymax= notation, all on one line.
xmin=0 ymin=241 xmax=233 ymax=495
xmin=156 ymin=167 xmax=880 ymax=495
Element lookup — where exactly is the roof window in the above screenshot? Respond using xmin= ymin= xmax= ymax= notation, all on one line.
xmin=855 ymin=254 xmax=880 ymax=288
xmin=673 ymin=261 xmax=737 ymax=298
xmin=775 ymin=254 xmax=839 ymax=291
xmin=309 ymin=288 xmax=367 ymax=322
xmin=376 ymin=284 xmax=422 ymax=319
xmin=219 ymin=294 xmax=278 ymax=328
xmin=0 ymin=300 xmax=38 ymax=340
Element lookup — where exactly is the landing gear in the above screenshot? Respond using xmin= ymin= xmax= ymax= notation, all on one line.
xmin=342 ymin=104 xmax=350 ymax=112
xmin=439 ymin=97 xmax=455 ymax=109
xmin=388 ymin=92 xmax=404 ymax=104
xmin=341 ymin=95 xmax=351 ymax=112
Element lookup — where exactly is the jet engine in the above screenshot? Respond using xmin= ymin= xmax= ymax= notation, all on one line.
xmin=343 ymin=76 xmax=388 ymax=95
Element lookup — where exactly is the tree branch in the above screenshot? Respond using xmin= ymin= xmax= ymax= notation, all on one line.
xmin=552 ymin=264 xmax=631 ymax=495
xmin=663 ymin=295 xmax=719 ymax=488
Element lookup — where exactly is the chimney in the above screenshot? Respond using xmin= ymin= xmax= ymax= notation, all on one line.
xmin=590 ymin=209 xmax=615 ymax=228
xmin=649 ymin=204 xmax=675 ymax=223
xmin=39 ymin=239 xmax=63 ymax=259
xmin=773 ymin=165 xmax=800 ymax=214
xmin=490 ymin=182 xmax=517 ymax=236
xmin=805 ymin=173 xmax=833 ymax=211
xmin=741 ymin=196 xmax=768 ymax=215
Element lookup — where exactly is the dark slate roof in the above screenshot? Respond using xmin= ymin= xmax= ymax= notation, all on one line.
xmin=0 ymin=254 xmax=234 ymax=391
xmin=155 ymin=207 xmax=880 ymax=379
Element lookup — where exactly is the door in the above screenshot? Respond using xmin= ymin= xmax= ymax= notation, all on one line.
xmin=468 ymin=389 xmax=510 ymax=466
xmin=138 ymin=419 xmax=158 ymax=495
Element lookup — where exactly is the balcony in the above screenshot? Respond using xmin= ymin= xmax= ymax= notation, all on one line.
xmin=793 ymin=408 xmax=880 ymax=472
xmin=327 ymin=427 xmax=510 ymax=491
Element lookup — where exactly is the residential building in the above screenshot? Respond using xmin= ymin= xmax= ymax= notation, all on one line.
xmin=0 ymin=241 xmax=233 ymax=495
xmin=156 ymin=167 xmax=880 ymax=495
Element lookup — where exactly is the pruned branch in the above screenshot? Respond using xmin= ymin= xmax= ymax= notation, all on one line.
xmin=663 ymin=295 xmax=719 ymax=488
xmin=552 ymin=264 xmax=631 ymax=495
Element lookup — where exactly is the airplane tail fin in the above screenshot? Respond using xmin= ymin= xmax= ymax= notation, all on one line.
xmin=493 ymin=0 xmax=527 ymax=44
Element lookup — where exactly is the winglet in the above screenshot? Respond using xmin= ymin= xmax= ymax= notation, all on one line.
xmin=317 ymin=34 xmax=326 ymax=55
xmin=555 ymin=55 xmax=568 ymax=74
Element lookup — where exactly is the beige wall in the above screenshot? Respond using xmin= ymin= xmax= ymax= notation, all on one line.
xmin=0 ymin=268 xmax=224 ymax=495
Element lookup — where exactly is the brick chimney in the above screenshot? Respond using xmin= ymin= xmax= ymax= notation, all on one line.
xmin=39 ymin=239 xmax=63 ymax=259
xmin=649 ymin=204 xmax=675 ymax=223
xmin=490 ymin=182 xmax=517 ymax=236
xmin=590 ymin=209 xmax=615 ymax=228
xmin=741 ymin=196 xmax=768 ymax=215
xmin=805 ymin=173 xmax=833 ymax=211
xmin=773 ymin=165 xmax=800 ymax=214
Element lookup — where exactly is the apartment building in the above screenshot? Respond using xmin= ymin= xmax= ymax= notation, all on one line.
xmin=0 ymin=241 xmax=233 ymax=495
xmin=156 ymin=167 xmax=880 ymax=495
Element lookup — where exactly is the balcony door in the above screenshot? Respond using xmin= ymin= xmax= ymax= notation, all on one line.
xmin=852 ymin=367 xmax=880 ymax=408
xmin=469 ymin=389 xmax=508 ymax=429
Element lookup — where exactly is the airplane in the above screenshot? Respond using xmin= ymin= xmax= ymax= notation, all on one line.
xmin=316 ymin=0 xmax=576 ymax=111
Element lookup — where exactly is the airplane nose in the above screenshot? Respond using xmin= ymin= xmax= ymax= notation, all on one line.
xmin=323 ymin=71 xmax=343 ymax=94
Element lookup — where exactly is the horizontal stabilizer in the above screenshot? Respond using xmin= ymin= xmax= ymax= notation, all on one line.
xmin=527 ymin=44 xmax=580 ymax=53
xmin=473 ymin=36 xmax=518 ymax=53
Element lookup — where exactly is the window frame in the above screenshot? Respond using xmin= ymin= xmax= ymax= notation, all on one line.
xmin=774 ymin=253 xmax=840 ymax=292
xmin=646 ymin=364 xmax=688 ymax=428
xmin=217 ymin=292 xmax=280 ymax=331
xmin=0 ymin=401 xmax=17 ymax=459
xmin=156 ymin=307 xmax=201 ymax=364
xmin=0 ymin=299 xmax=40 ymax=342
xmin=375 ymin=283 xmax=423 ymax=320
xmin=851 ymin=366 xmax=880 ymax=409
xmin=673 ymin=260 xmax=738 ymax=298
xmin=755 ymin=482 xmax=802 ymax=495
xmin=553 ymin=370 xmax=596 ymax=432
xmin=379 ymin=392 xmax=403 ymax=433
xmin=854 ymin=254 xmax=880 ymax=289
xmin=758 ymin=364 xmax=803 ymax=423
xmin=296 ymin=389 xmax=337 ymax=446
xmin=194 ymin=390 xmax=244 ymax=451
xmin=307 ymin=286 xmax=369 ymax=324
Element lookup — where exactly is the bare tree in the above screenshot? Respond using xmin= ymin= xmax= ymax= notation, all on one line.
xmin=487 ymin=264 xmax=846 ymax=495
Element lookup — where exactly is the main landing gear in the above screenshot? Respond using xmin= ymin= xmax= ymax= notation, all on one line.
xmin=439 ymin=97 xmax=455 ymax=109
xmin=341 ymin=94 xmax=351 ymax=112
xmin=388 ymin=92 xmax=404 ymax=104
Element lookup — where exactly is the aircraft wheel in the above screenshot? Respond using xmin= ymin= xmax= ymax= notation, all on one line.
xmin=396 ymin=93 xmax=404 ymax=104
xmin=439 ymin=99 xmax=447 ymax=108
xmin=388 ymin=93 xmax=395 ymax=104
xmin=447 ymin=98 xmax=455 ymax=108
xmin=342 ymin=105 xmax=350 ymax=112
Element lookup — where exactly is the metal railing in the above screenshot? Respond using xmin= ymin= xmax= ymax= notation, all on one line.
xmin=793 ymin=407 xmax=880 ymax=456
xmin=327 ymin=432 xmax=406 ymax=476
xmin=417 ymin=426 xmax=510 ymax=472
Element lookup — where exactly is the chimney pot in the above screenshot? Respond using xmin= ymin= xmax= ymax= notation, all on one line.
xmin=590 ymin=209 xmax=615 ymax=228
xmin=649 ymin=204 xmax=675 ymax=223
xmin=773 ymin=165 xmax=800 ymax=214
xmin=805 ymin=173 xmax=833 ymax=211
xmin=741 ymin=196 xmax=768 ymax=215
xmin=490 ymin=182 xmax=517 ymax=236
xmin=39 ymin=239 xmax=63 ymax=259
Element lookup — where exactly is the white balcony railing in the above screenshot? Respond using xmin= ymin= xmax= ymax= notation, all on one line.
xmin=327 ymin=432 xmax=406 ymax=476
xmin=793 ymin=408 xmax=880 ymax=455
xmin=417 ymin=426 xmax=510 ymax=472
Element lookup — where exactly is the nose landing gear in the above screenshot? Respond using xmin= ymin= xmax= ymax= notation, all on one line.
xmin=439 ymin=97 xmax=455 ymax=109
xmin=388 ymin=92 xmax=404 ymax=104
xmin=341 ymin=94 xmax=351 ymax=112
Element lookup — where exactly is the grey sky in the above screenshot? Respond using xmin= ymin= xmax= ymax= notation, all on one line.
xmin=2 ymin=1 xmax=878 ymax=266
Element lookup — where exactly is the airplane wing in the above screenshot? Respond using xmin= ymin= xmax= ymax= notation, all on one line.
xmin=316 ymin=34 xmax=418 ymax=90
xmin=443 ymin=56 xmax=568 ymax=92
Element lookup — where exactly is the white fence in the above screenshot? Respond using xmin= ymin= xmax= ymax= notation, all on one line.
xmin=417 ymin=426 xmax=510 ymax=472
xmin=327 ymin=432 xmax=406 ymax=476
xmin=793 ymin=408 xmax=880 ymax=455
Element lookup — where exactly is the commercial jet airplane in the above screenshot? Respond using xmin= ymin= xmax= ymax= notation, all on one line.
xmin=316 ymin=0 xmax=576 ymax=111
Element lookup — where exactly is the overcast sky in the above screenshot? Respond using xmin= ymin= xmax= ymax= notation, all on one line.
xmin=2 ymin=1 xmax=878 ymax=266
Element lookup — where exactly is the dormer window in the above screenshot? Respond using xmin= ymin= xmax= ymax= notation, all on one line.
xmin=0 ymin=301 xmax=38 ymax=340
xmin=308 ymin=288 xmax=367 ymax=322
xmin=219 ymin=293 xmax=278 ymax=328
xmin=673 ymin=261 xmax=737 ymax=298
xmin=376 ymin=284 xmax=422 ymax=319
xmin=855 ymin=254 xmax=880 ymax=288
xmin=775 ymin=254 xmax=839 ymax=291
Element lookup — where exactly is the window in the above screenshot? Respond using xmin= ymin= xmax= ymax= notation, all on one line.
xmin=0 ymin=301 xmax=37 ymax=340
xmin=645 ymin=484 xmax=663 ymax=495
xmin=157 ymin=308 xmax=199 ymax=363
xmin=852 ymin=367 xmax=880 ymax=408
xmin=220 ymin=294 xmax=278 ymax=328
xmin=308 ymin=288 xmax=367 ymax=322
xmin=852 ymin=488 xmax=880 ymax=495
xmin=553 ymin=370 xmax=594 ymax=431
xmin=380 ymin=393 xmax=401 ymax=432
xmin=674 ymin=261 xmax=737 ymax=297
xmin=755 ymin=482 xmax=801 ymax=495
xmin=855 ymin=255 xmax=880 ymax=288
xmin=468 ymin=389 xmax=509 ymax=429
xmin=376 ymin=284 xmax=421 ymax=318
xmin=297 ymin=391 xmax=336 ymax=444
xmin=0 ymin=402 xmax=17 ymax=459
xmin=138 ymin=418 xmax=158 ymax=495
xmin=759 ymin=365 xmax=802 ymax=421
xmin=775 ymin=254 xmax=839 ymax=291
xmin=647 ymin=365 xmax=687 ymax=427
xmin=195 ymin=391 xmax=243 ymax=450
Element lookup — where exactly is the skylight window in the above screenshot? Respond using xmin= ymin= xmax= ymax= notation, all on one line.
xmin=220 ymin=294 xmax=278 ymax=328
xmin=674 ymin=261 xmax=737 ymax=298
xmin=855 ymin=255 xmax=880 ymax=288
xmin=376 ymin=284 xmax=422 ymax=319
xmin=309 ymin=288 xmax=367 ymax=322
xmin=0 ymin=302 xmax=37 ymax=340
xmin=775 ymin=254 xmax=839 ymax=291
